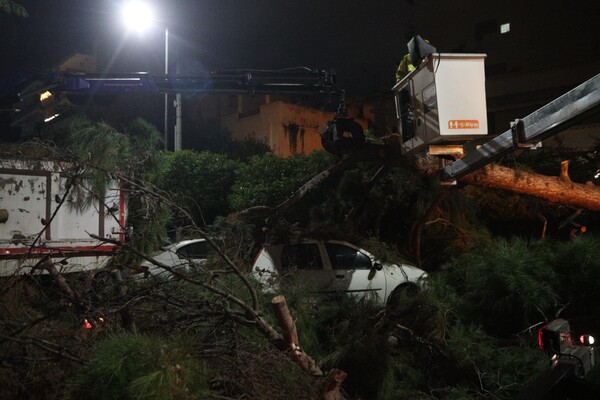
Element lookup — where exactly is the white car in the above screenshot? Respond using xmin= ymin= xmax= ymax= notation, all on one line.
xmin=252 ymin=239 xmax=427 ymax=305
xmin=132 ymin=239 xmax=209 ymax=280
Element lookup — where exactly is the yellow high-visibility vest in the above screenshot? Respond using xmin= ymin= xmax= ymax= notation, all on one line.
xmin=396 ymin=54 xmax=415 ymax=83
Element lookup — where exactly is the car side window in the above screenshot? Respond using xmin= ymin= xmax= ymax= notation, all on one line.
xmin=177 ymin=242 xmax=208 ymax=259
xmin=325 ymin=243 xmax=372 ymax=270
xmin=281 ymin=244 xmax=323 ymax=270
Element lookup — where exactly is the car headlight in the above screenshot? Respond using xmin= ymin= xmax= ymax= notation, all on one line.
xmin=417 ymin=272 xmax=430 ymax=288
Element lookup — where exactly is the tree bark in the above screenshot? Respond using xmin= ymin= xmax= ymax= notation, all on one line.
xmin=392 ymin=152 xmax=600 ymax=212
xmin=461 ymin=163 xmax=600 ymax=211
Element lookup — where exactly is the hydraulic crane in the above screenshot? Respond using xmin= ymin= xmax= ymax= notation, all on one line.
xmin=0 ymin=67 xmax=339 ymax=142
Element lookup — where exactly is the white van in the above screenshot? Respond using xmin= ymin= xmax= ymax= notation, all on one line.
xmin=252 ymin=239 xmax=427 ymax=305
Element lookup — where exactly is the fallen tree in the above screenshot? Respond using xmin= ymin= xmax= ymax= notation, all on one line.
xmin=234 ymin=143 xmax=600 ymax=221
xmin=460 ymin=161 xmax=600 ymax=211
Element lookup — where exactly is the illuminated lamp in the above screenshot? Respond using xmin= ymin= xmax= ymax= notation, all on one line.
xmin=580 ymin=334 xmax=595 ymax=346
xmin=121 ymin=1 xmax=154 ymax=34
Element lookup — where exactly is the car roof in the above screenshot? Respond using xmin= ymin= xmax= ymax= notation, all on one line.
xmin=264 ymin=239 xmax=376 ymax=258
xmin=163 ymin=238 xmax=207 ymax=251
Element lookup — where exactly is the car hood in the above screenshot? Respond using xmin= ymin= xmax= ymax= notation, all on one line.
xmin=381 ymin=262 xmax=428 ymax=285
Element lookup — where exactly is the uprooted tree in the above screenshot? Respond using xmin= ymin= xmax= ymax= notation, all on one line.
xmin=229 ymin=140 xmax=600 ymax=270
xmin=236 ymin=141 xmax=600 ymax=221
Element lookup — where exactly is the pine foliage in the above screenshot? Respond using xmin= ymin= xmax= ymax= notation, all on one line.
xmin=65 ymin=334 xmax=210 ymax=400
xmin=549 ymin=235 xmax=600 ymax=326
xmin=441 ymin=237 xmax=557 ymax=337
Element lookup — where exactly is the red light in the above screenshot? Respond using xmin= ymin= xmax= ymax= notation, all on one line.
xmin=83 ymin=317 xmax=106 ymax=330
xmin=538 ymin=323 xmax=547 ymax=350
xmin=580 ymin=334 xmax=595 ymax=346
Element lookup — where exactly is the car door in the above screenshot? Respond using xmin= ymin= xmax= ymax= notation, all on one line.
xmin=280 ymin=242 xmax=332 ymax=293
xmin=323 ymin=241 xmax=387 ymax=303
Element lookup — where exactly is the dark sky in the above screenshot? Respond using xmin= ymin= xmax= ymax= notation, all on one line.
xmin=1 ymin=0 xmax=414 ymax=95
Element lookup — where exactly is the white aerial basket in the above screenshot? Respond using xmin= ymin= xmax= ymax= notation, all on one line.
xmin=392 ymin=53 xmax=488 ymax=155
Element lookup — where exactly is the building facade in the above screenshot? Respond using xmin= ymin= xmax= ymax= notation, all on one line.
xmin=221 ymin=96 xmax=368 ymax=158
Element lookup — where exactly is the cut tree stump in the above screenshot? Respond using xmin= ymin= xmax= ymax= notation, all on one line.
xmin=271 ymin=295 xmax=350 ymax=399
xmin=271 ymin=295 xmax=323 ymax=376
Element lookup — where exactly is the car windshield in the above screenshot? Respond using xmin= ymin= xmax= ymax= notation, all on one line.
xmin=177 ymin=241 xmax=208 ymax=259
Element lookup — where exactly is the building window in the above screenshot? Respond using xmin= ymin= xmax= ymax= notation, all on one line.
xmin=500 ymin=23 xmax=510 ymax=34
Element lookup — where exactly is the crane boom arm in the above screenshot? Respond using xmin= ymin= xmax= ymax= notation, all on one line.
xmin=441 ymin=73 xmax=600 ymax=181
xmin=18 ymin=68 xmax=338 ymax=96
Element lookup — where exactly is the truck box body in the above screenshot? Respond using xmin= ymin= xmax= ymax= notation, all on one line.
xmin=0 ymin=158 xmax=125 ymax=276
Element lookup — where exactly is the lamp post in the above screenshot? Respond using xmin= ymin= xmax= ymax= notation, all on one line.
xmin=121 ymin=1 xmax=180 ymax=151
xmin=164 ymin=27 xmax=169 ymax=150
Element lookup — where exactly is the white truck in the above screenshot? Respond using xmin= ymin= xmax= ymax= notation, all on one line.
xmin=0 ymin=157 xmax=126 ymax=276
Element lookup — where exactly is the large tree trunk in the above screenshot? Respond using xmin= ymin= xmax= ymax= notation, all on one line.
xmin=400 ymin=150 xmax=600 ymax=212
xmin=460 ymin=162 xmax=600 ymax=211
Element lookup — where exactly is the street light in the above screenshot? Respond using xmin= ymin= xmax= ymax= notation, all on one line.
xmin=121 ymin=1 xmax=180 ymax=151
xmin=121 ymin=1 xmax=153 ymax=34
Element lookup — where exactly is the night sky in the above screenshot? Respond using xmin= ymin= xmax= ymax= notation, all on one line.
xmin=1 ymin=0 xmax=414 ymax=95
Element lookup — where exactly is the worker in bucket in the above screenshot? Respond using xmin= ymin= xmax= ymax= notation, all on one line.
xmin=395 ymin=36 xmax=435 ymax=141
xmin=396 ymin=36 xmax=435 ymax=83
xmin=396 ymin=53 xmax=415 ymax=83
xmin=395 ymin=53 xmax=416 ymax=141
